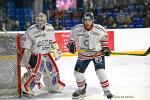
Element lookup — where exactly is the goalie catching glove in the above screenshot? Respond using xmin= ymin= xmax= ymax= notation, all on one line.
xmin=67 ymin=40 xmax=76 ymax=54
xmin=102 ymin=47 xmax=111 ymax=56
xmin=54 ymin=49 xmax=61 ymax=60
xmin=51 ymin=42 xmax=61 ymax=60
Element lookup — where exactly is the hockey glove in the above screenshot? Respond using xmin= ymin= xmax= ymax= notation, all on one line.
xmin=67 ymin=41 xmax=76 ymax=54
xmin=102 ymin=47 xmax=111 ymax=56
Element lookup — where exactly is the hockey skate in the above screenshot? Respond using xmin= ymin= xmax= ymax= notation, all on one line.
xmin=72 ymin=83 xmax=87 ymax=99
xmin=104 ymin=90 xmax=113 ymax=99
xmin=21 ymin=90 xmax=34 ymax=97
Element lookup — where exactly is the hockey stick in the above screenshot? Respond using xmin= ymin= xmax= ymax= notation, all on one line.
xmin=76 ymin=49 xmax=103 ymax=53
xmin=111 ymin=52 xmax=146 ymax=56
xmin=76 ymin=50 xmax=148 ymax=56
xmin=142 ymin=47 xmax=150 ymax=56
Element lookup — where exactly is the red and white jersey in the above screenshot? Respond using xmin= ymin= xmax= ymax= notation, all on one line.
xmin=22 ymin=23 xmax=56 ymax=54
xmin=70 ymin=23 xmax=108 ymax=60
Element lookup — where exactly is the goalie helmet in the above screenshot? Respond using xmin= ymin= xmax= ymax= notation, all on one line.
xmin=36 ymin=12 xmax=47 ymax=30
xmin=82 ymin=12 xmax=94 ymax=23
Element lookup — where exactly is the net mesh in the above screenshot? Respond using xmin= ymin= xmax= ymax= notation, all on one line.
xmin=0 ymin=33 xmax=21 ymax=98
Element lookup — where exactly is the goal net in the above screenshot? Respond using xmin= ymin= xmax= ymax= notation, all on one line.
xmin=0 ymin=33 xmax=21 ymax=98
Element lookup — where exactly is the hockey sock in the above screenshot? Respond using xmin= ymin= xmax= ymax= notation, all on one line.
xmin=74 ymin=71 xmax=86 ymax=90
xmin=96 ymin=69 xmax=110 ymax=91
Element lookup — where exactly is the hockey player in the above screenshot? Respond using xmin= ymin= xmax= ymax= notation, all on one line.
xmin=67 ymin=12 xmax=113 ymax=99
xmin=21 ymin=12 xmax=65 ymax=96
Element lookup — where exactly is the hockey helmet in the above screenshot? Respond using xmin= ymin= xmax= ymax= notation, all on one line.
xmin=36 ymin=12 xmax=47 ymax=29
xmin=82 ymin=12 xmax=94 ymax=23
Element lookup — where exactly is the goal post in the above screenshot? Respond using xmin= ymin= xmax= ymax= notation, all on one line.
xmin=0 ymin=33 xmax=21 ymax=98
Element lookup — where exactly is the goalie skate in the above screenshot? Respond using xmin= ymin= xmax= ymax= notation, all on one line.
xmin=22 ymin=90 xmax=34 ymax=97
xmin=21 ymin=86 xmax=34 ymax=97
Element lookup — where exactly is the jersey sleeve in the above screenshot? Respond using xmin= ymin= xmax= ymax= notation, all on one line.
xmin=52 ymin=28 xmax=56 ymax=43
xmin=70 ymin=26 xmax=77 ymax=41
xmin=21 ymin=28 xmax=33 ymax=50
xmin=100 ymin=26 xmax=108 ymax=48
xmin=47 ymin=24 xmax=56 ymax=43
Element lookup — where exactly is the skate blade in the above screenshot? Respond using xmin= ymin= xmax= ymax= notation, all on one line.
xmin=22 ymin=91 xmax=34 ymax=97
xmin=72 ymin=94 xmax=86 ymax=99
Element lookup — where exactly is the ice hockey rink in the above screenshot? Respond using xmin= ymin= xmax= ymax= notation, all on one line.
xmin=8 ymin=55 xmax=150 ymax=100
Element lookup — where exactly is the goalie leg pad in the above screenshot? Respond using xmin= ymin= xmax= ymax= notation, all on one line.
xmin=41 ymin=54 xmax=65 ymax=92
xmin=43 ymin=76 xmax=60 ymax=92
xmin=21 ymin=72 xmax=35 ymax=95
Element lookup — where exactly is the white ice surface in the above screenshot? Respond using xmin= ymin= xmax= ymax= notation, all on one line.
xmin=6 ymin=55 xmax=150 ymax=100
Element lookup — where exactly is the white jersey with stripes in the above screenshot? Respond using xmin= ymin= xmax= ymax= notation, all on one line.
xmin=70 ymin=23 xmax=108 ymax=60
xmin=22 ymin=23 xmax=56 ymax=54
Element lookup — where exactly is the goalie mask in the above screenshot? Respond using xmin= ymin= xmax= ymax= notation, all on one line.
xmin=36 ymin=12 xmax=47 ymax=30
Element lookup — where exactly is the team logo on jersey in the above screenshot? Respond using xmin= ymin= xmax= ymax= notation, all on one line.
xmin=90 ymin=31 xmax=99 ymax=35
xmin=37 ymin=40 xmax=52 ymax=48
xmin=95 ymin=57 xmax=102 ymax=64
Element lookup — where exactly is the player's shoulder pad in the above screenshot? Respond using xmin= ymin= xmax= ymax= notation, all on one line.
xmin=71 ymin=24 xmax=83 ymax=31
xmin=45 ymin=23 xmax=55 ymax=32
xmin=24 ymin=24 xmax=37 ymax=37
xmin=94 ymin=24 xmax=106 ymax=33
xmin=26 ymin=24 xmax=37 ymax=32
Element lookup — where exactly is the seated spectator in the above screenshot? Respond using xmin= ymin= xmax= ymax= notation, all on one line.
xmin=24 ymin=20 xmax=31 ymax=30
xmin=52 ymin=18 xmax=63 ymax=30
xmin=116 ymin=9 xmax=126 ymax=25
xmin=124 ymin=14 xmax=132 ymax=27
xmin=104 ymin=16 xmax=116 ymax=29
xmin=143 ymin=2 xmax=150 ymax=17
xmin=83 ymin=0 xmax=93 ymax=11
xmin=97 ymin=14 xmax=105 ymax=25
xmin=3 ymin=16 xmax=12 ymax=31
xmin=144 ymin=13 xmax=150 ymax=27
xmin=0 ymin=16 xmax=3 ymax=31
xmin=53 ymin=8 xmax=65 ymax=19
xmin=11 ymin=20 xmax=20 ymax=31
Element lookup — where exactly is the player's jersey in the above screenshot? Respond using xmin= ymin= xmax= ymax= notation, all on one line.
xmin=22 ymin=23 xmax=56 ymax=54
xmin=70 ymin=24 xmax=108 ymax=60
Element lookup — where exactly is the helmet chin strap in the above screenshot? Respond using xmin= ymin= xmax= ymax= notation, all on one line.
xmin=84 ymin=23 xmax=93 ymax=31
